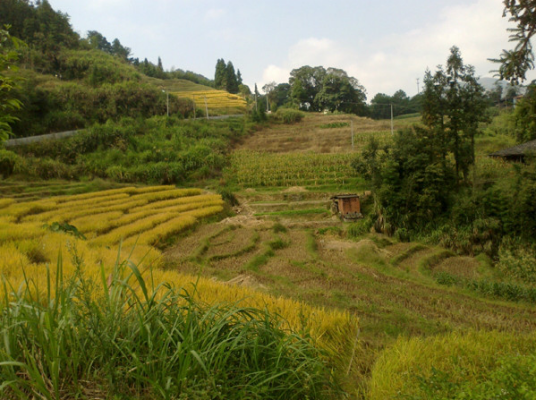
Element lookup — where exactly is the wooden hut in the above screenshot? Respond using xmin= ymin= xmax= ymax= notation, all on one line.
xmin=330 ymin=194 xmax=362 ymax=221
xmin=489 ymin=139 xmax=536 ymax=162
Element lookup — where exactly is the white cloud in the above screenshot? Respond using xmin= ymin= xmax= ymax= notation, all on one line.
xmin=288 ymin=38 xmax=346 ymax=68
xmin=262 ymin=65 xmax=290 ymax=85
xmin=257 ymin=0 xmax=527 ymax=99
xmin=204 ymin=8 xmax=226 ymax=22
xmin=86 ymin=0 xmax=129 ymax=11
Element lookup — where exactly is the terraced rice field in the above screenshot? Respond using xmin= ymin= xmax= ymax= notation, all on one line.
xmin=0 ymin=186 xmax=223 ymax=281
xmin=0 ymin=185 xmax=359 ymax=369
xmin=164 ymin=191 xmax=536 ymax=394
xmin=176 ymin=90 xmax=247 ymax=115
xmin=229 ymin=150 xmax=360 ymax=187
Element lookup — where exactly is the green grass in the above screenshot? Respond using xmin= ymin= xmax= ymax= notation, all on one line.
xmin=368 ymin=330 xmax=536 ymax=400
xmin=254 ymin=208 xmax=329 ymax=217
xmin=0 ymin=253 xmax=342 ymax=400
xmin=390 ymin=244 xmax=428 ymax=266
xmin=319 ymin=122 xmax=350 ymax=129
xmin=208 ymin=231 xmax=260 ymax=261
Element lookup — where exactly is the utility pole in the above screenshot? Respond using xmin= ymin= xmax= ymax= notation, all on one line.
xmin=390 ymin=104 xmax=394 ymax=135
xmin=204 ymin=96 xmax=209 ymax=120
xmin=162 ymin=90 xmax=169 ymax=117
xmin=416 ymin=78 xmax=420 ymax=94
xmin=255 ymin=84 xmax=258 ymax=111
xmin=351 ymin=119 xmax=354 ymax=150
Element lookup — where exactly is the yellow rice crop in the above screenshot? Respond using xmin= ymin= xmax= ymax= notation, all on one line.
xmin=69 ymin=211 xmax=125 ymax=234
xmin=53 ymin=198 xmax=150 ymax=222
xmin=0 ymin=200 xmax=57 ymax=221
xmin=53 ymin=187 xmax=136 ymax=203
xmin=0 ymin=185 xmax=359 ymax=366
xmin=137 ymin=188 xmax=202 ymax=202
xmin=0 ymin=198 xmax=15 ymax=209
xmin=124 ymin=215 xmax=198 ymax=246
xmin=181 ymin=205 xmax=224 ymax=219
xmin=91 ymin=213 xmax=183 ymax=245
xmin=130 ymin=185 xmax=177 ymax=194
xmin=176 ymin=90 xmax=247 ymax=113
xmin=23 ymin=193 xmax=133 ymax=223
xmin=51 ymin=193 xmax=130 ymax=211
xmin=367 ymin=330 xmax=536 ymax=400
xmin=131 ymin=194 xmax=222 ymax=212
xmin=0 ymin=220 xmax=45 ymax=243
xmin=0 ymin=242 xmax=32 ymax=278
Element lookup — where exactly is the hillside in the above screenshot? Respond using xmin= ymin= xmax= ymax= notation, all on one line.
xmin=1 ymin=0 xmax=250 ymax=137
xmin=1 ymin=110 xmax=536 ymax=397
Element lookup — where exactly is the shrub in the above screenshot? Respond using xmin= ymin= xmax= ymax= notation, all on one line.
xmin=217 ymin=187 xmax=239 ymax=207
xmin=347 ymin=218 xmax=373 ymax=238
xmin=0 ymin=258 xmax=342 ymax=399
xmin=275 ymin=108 xmax=305 ymax=124
xmin=497 ymin=242 xmax=536 ymax=283
xmin=0 ymin=149 xmax=20 ymax=178
xmin=368 ymin=331 xmax=536 ymax=400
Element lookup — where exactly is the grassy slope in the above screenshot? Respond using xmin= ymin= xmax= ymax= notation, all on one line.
xmin=164 ymin=112 xmax=536 ymax=397
xmin=3 ymin=112 xmax=532 ymax=397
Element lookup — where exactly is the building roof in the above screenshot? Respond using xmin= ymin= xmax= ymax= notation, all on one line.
xmin=489 ymin=139 xmax=536 ymax=158
xmin=330 ymin=194 xmax=359 ymax=200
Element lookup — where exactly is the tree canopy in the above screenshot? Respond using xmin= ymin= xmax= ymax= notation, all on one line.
xmin=423 ymin=46 xmax=487 ymax=182
xmin=0 ymin=26 xmax=23 ymax=144
xmin=288 ymin=66 xmax=367 ymax=114
xmin=214 ymin=59 xmax=240 ymax=94
xmin=491 ymin=0 xmax=536 ymax=84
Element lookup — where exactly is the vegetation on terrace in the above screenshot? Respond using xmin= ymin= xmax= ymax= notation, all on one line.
xmin=1 ymin=1 xmax=536 ymax=398
xmin=0 ymin=185 xmax=359 ymax=398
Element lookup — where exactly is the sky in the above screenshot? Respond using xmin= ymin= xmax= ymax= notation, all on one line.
xmin=49 ymin=0 xmax=534 ymax=100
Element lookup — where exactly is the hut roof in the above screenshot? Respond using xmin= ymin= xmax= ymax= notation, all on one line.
xmin=330 ymin=194 xmax=359 ymax=200
xmin=489 ymin=139 xmax=536 ymax=158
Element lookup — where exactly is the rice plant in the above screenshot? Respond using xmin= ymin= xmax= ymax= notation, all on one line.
xmin=0 ymin=254 xmax=344 ymax=399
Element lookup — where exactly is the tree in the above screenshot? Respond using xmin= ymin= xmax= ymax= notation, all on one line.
xmin=0 ymin=26 xmax=23 ymax=144
xmin=289 ymin=65 xmax=367 ymax=113
xmin=156 ymin=56 xmax=165 ymax=79
xmin=511 ymin=83 xmax=536 ymax=142
xmin=225 ymin=61 xmax=239 ymax=94
xmin=87 ymin=30 xmax=111 ymax=53
xmin=353 ymin=125 xmax=456 ymax=234
xmin=422 ymin=46 xmax=487 ymax=183
xmin=214 ymin=58 xmax=226 ymax=90
xmin=262 ymin=81 xmax=276 ymax=110
xmin=111 ymin=38 xmax=130 ymax=61
xmin=314 ymin=68 xmax=367 ymax=114
xmin=289 ymin=65 xmax=325 ymax=110
xmin=271 ymin=83 xmax=291 ymax=109
xmin=491 ymin=0 xmax=536 ymax=84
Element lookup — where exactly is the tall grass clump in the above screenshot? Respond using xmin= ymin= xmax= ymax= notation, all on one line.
xmin=274 ymin=108 xmax=305 ymax=124
xmin=0 ymin=254 xmax=344 ymax=400
xmin=368 ymin=330 xmax=536 ymax=400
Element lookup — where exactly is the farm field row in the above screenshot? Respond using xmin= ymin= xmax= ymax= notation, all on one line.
xmin=236 ymin=113 xmax=399 ymax=154
xmin=176 ymin=90 xmax=247 ymax=114
xmin=0 ymin=185 xmax=359 ymax=372
xmin=167 ymin=212 xmax=536 ymax=397
xmin=228 ymin=150 xmax=362 ymax=188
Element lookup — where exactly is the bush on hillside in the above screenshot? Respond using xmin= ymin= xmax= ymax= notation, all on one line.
xmin=274 ymin=108 xmax=305 ymax=124
xmin=0 ymin=150 xmax=20 ymax=178
xmin=0 ymin=256 xmax=343 ymax=399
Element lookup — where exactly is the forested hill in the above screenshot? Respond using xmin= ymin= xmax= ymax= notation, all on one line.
xmin=0 ymin=0 xmax=216 ymax=137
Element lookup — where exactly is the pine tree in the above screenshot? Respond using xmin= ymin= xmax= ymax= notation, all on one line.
xmin=214 ymin=58 xmax=227 ymax=90
xmin=225 ymin=61 xmax=239 ymax=94
xmin=422 ymin=46 xmax=487 ymax=183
